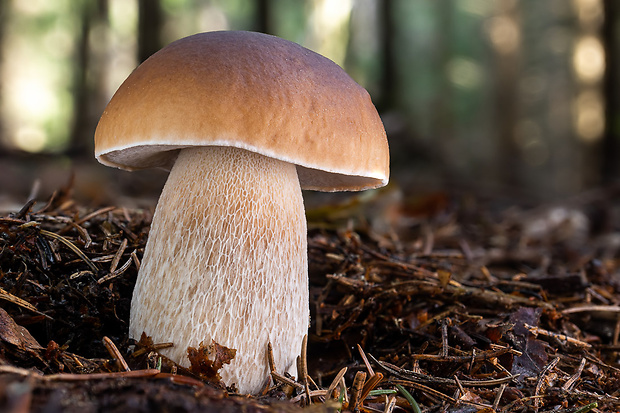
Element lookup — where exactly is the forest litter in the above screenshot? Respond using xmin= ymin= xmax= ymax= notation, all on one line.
xmin=2 ymin=183 xmax=620 ymax=412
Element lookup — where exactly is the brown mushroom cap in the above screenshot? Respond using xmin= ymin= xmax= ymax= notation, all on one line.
xmin=94 ymin=31 xmax=389 ymax=191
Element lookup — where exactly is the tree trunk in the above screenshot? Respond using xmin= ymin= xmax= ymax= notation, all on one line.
xmin=434 ymin=0 xmax=455 ymax=183
xmin=138 ymin=0 xmax=163 ymax=63
xmin=493 ymin=2 xmax=521 ymax=189
xmin=602 ymin=0 xmax=620 ymax=183
xmin=255 ymin=0 xmax=271 ymax=35
xmin=0 ymin=0 xmax=7 ymax=153
xmin=378 ymin=0 xmax=395 ymax=113
xmin=69 ymin=0 xmax=108 ymax=158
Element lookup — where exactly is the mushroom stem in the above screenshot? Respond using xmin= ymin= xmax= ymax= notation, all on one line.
xmin=129 ymin=146 xmax=309 ymax=394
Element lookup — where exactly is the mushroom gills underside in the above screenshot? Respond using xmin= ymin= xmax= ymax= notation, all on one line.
xmin=129 ymin=145 xmax=309 ymax=394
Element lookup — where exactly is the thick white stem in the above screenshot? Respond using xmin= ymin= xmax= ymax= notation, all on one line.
xmin=129 ymin=146 xmax=308 ymax=394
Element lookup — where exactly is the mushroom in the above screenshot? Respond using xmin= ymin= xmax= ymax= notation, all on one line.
xmin=94 ymin=31 xmax=389 ymax=394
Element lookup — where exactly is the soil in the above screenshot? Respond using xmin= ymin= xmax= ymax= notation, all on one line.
xmin=2 ymin=183 xmax=620 ymax=412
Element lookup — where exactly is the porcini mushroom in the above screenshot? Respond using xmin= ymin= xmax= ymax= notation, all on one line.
xmin=94 ymin=31 xmax=389 ymax=394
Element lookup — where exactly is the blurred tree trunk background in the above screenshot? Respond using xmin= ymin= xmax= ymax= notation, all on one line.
xmin=603 ymin=0 xmax=620 ymax=184
xmin=255 ymin=0 xmax=272 ymax=35
xmin=69 ymin=0 xmax=109 ymax=157
xmin=138 ymin=0 xmax=163 ymax=63
xmin=0 ymin=0 xmax=618 ymax=201
xmin=0 ymin=0 xmax=6 ymax=157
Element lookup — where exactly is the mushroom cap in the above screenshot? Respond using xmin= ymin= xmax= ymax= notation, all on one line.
xmin=95 ymin=31 xmax=389 ymax=191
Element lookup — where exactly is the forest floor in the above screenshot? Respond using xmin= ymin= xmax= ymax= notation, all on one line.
xmin=1 ymin=181 xmax=620 ymax=412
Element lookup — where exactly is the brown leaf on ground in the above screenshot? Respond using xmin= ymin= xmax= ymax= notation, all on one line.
xmin=187 ymin=340 xmax=237 ymax=384
xmin=135 ymin=332 xmax=154 ymax=348
xmin=0 ymin=307 xmax=42 ymax=350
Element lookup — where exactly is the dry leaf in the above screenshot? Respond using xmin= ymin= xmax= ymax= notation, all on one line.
xmin=187 ymin=340 xmax=236 ymax=384
xmin=0 ymin=307 xmax=42 ymax=350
